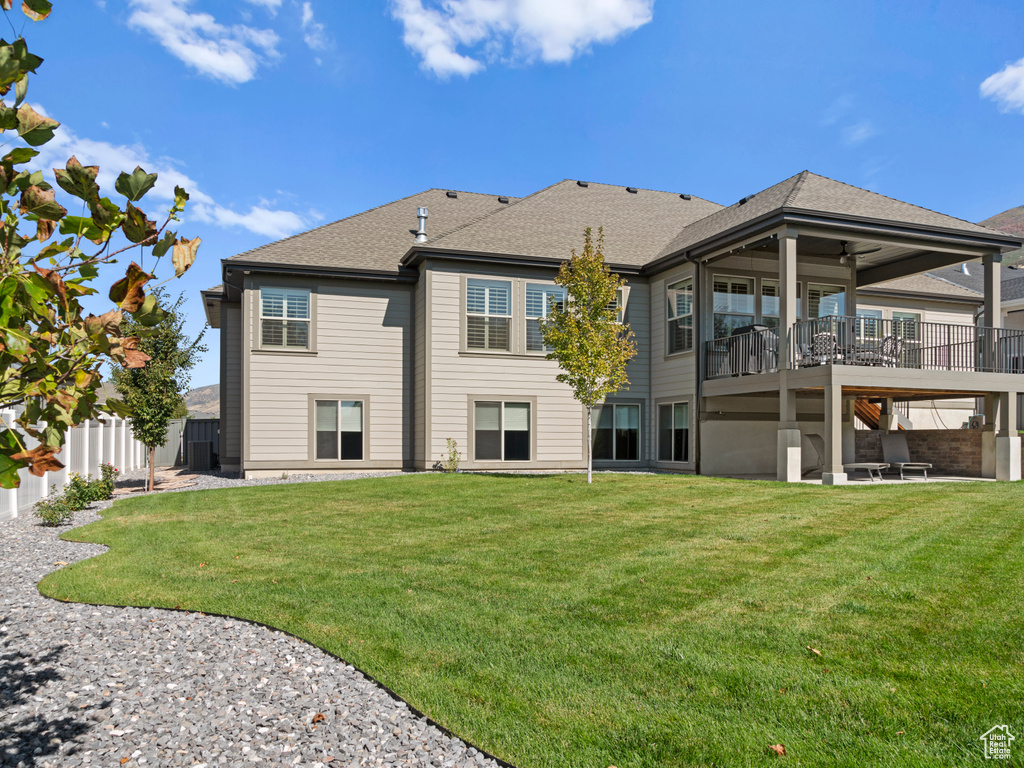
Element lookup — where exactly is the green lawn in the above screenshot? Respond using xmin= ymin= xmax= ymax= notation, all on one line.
xmin=41 ymin=474 xmax=1024 ymax=767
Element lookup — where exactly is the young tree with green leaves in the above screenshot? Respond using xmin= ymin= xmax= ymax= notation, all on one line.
xmin=541 ymin=227 xmax=637 ymax=484
xmin=112 ymin=290 xmax=207 ymax=492
xmin=0 ymin=2 xmax=201 ymax=489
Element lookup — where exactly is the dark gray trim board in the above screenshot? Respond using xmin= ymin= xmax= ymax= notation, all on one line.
xmin=224 ymin=260 xmax=419 ymax=284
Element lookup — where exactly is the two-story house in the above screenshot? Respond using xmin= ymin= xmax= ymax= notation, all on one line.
xmin=201 ymin=172 xmax=1024 ymax=483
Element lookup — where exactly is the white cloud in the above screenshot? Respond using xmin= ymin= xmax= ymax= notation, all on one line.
xmin=981 ymin=57 xmax=1024 ymax=114
xmin=842 ymin=120 xmax=877 ymax=146
xmin=32 ymin=112 xmax=306 ymax=240
xmin=390 ymin=0 xmax=654 ymax=78
xmin=127 ymin=0 xmax=280 ymax=84
xmin=300 ymin=1 xmax=329 ymax=51
xmin=245 ymin=0 xmax=283 ymax=11
xmin=191 ymin=203 xmax=306 ymax=239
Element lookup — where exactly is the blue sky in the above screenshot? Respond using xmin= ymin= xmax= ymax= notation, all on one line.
xmin=25 ymin=0 xmax=1024 ymax=387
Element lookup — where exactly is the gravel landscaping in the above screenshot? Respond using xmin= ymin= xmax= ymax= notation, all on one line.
xmin=0 ymin=473 xmax=503 ymax=768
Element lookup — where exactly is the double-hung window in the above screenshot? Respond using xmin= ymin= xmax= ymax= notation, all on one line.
xmin=592 ymin=403 xmax=640 ymax=461
xmin=658 ymin=402 xmax=689 ymax=462
xmin=315 ymin=400 xmax=364 ymax=460
xmin=474 ymin=401 xmax=530 ymax=461
xmin=667 ymin=278 xmax=693 ymax=354
xmin=467 ymin=279 xmax=511 ymax=351
xmin=526 ymin=284 xmax=567 ymax=352
xmin=261 ymin=288 xmax=310 ymax=349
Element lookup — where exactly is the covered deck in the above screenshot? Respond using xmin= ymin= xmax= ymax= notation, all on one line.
xmin=648 ymin=172 xmax=1024 ymax=484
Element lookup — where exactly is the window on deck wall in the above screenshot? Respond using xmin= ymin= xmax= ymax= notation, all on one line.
xmin=761 ymin=280 xmax=802 ymax=328
xmin=592 ymin=403 xmax=640 ymax=461
xmin=893 ymin=311 xmax=921 ymax=342
xmin=467 ymin=279 xmax=511 ymax=351
xmin=658 ymin=402 xmax=689 ymax=462
xmin=526 ymin=284 xmax=567 ymax=352
xmin=806 ymin=284 xmax=845 ymax=318
xmin=713 ymin=276 xmax=755 ymax=338
xmin=261 ymin=288 xmax=310 ymax=349
xmin=666 ymin=278 xmax=693 ymax=353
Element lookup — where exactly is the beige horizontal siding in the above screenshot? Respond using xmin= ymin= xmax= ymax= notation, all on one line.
xmin=426 ymin=262 xmax=651 ymax=466
xmin=246 ymin=278 xmax=411 ymax=465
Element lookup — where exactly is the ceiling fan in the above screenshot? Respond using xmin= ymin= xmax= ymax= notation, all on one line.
xmin=801 ymin=240 xmax=883 ymax=265
xmin=837 ymin=241 xmax=881 ymax=265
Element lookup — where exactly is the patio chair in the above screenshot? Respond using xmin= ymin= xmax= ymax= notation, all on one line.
xmin=854 ymin=334 xmax=904 ymax=367
xmin=879 ymin=432 xmax=931 ymax=480
xmin=809 ymin=333 xmax=841 ymax=365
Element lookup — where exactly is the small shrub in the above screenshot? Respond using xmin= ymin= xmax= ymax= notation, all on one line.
xmin=440 ymin=438 xmax=461 ymax=473
xmin=63 ymin=473 xmax=108 ymax=510
xmin=98 ymin=463 xmax=119 ymax=500
xmin=34 ymin=485 xmax=74 ymax=526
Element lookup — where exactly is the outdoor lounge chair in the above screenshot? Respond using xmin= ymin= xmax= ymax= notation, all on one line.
xmin=880 ymin=432 xmax=931 ymax=480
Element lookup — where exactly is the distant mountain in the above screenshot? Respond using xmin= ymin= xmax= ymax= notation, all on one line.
xmin=185 ymin=384 xmax=219 ymax=418
xmin=982 ymin=207 xmax=1024 ymax=266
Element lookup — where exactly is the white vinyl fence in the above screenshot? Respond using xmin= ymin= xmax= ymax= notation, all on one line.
xmin=0 ymin=410 xmax=146 ymax=522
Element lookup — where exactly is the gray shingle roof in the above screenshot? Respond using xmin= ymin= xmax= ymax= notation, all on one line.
xmin=928 ymin=264 xmax=1024 ymax=301
xmin=225 ymin=189 xmax=517 ymax=273
xmin=871 ymin=273 xmax=982 ymax=299
xmin=655 ymin=171 xmax=1009 ymax=260
xmin=425 ymin=180 xmax=722 ymax=267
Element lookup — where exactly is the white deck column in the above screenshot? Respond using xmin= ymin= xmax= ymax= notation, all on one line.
xmin=779 ymin=232 xmax=798 ymax=369
xmin=776 ymin=232 xmax=802 ymax=482
xmin=996 ymin=391 xmax=1021 ymax=481
xmin=822 ymin=382 xmax=847 ymax=485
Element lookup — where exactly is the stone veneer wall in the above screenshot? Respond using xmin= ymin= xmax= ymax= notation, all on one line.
xmin=854 ymin=430 xmax=984 ymax=477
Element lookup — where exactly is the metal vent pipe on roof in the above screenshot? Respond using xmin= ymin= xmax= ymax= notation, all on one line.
xmin=961 ymin=263 xmax=970 ymax=275
xmin=415 ymin=207 xmax=428 ymax=243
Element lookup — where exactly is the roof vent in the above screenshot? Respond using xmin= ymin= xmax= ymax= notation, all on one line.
xmin=446 ymin=190 xmax=458 ymax=199
xmin=738 ymin=196 xmax=751 ymax=205
xmin=498 ymin=196 xmax=509 ymax=204
xmin=626 ymin=187 xmax=638 ymax=194
xmin=576 ymin=180 xmax=589 ymax=187
xmin=415 ymin=207 xmax=429 ymax=244
xmin=679 ymin=194 xmax=692 ymax=200
xmin=960 ymin=263 xmax=970 ymax=275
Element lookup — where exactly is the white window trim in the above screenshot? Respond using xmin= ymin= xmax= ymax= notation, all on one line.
xmin=666 ymin=277 xmax=694 ymax=355
xmin=260 ymin=287 xmax=311 ymax=351
xmin=466 ymin=278 xmax=513 ymax=352
xmin=525 ymin=282 xmax=567 ymax=354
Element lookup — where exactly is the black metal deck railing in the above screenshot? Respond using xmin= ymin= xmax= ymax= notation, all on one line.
xmin=703 ymin=316 xmax=1024 ymax=380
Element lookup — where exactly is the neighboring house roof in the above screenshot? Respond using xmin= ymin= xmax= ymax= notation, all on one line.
xmin=926 ymin=264 xmax=1024 ymax=301
xmin=869 ymin=273 xmax=983 ymax=300
xmin=419 ymin=179 xmax=722 ymax=268
xmin=225 ymin=189 xmax=518 ymax=274
xmin=981 ymin=205 xmax=1024 ymax=264
xmin=654 ymin=171 xmax=1008 ymax=260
